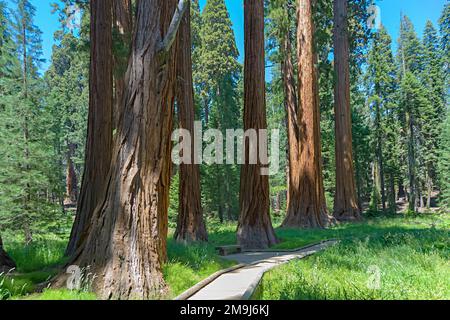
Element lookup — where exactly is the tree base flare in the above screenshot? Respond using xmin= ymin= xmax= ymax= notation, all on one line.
xmin=237 ymin=223 xmax=279 ymax=250
xmin=334 ymin=208 xmax=362 ymax=222
xmin=282 ymin=207 xmax=335 ymax=229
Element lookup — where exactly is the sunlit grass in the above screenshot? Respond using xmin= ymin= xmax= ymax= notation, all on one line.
xmin=256 ymin=214 xmax=450 ymax=300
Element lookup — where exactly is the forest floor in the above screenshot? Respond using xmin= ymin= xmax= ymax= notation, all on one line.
xmin=0 ymin=211 xmax=448 ymax=300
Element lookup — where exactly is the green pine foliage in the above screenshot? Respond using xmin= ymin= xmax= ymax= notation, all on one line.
xmin=438 ymin=110 xmax=450 ymax=209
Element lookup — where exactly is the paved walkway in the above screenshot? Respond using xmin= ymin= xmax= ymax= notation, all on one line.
xmin=185 ymin=240 xmax=337 ymax=300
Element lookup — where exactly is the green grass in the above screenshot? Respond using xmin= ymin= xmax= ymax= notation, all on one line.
xmin=164 ymin=237 xmax=236 ymax=298
xmin=255 ymin=214 xmax=450 ymax=300
xmin=2 ymin=213 xmax=448 ymax=300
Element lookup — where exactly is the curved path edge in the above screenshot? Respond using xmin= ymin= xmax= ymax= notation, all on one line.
xmin=174 ymin=239 xmax=338 ymax=300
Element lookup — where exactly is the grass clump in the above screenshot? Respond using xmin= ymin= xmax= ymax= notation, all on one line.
xmin=256 ymin=217 xmax=449 ymax=300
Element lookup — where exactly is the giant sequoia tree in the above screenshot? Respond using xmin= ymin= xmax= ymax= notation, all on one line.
xmin=282 ymin=0 xmax=332 ymax=228
xmin=66 ymin=0 xmax=113 ymax=256
xmin=63 ymin=0 xmax=186 ymax=299
xmin=174 ymin=0 xmax=207 ymax=242
xmin=237 ymin=0 xmax=277 ymax=249
xmin=332 ymin=0 xmax=360 ymax=221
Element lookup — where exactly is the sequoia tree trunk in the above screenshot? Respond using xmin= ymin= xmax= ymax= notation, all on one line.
xmin=0 ymin=235 xmax=16 ymax=273
xmin=237 ymin=0 xmax=278 ymax=249
xmin=174 ymin=0 xmax=208 ymax=242
xmin=332 ymin=0 xmax=361 ymax=221
xmin=282 ymin=0 xmax=332 ymax=228
xmin=61 ymin=0 xmax=183 ymax=300
xmin=65 ymin=0 xmax=113 ymax=257
xmin=113 ymin=0 xmax=132 ymax=130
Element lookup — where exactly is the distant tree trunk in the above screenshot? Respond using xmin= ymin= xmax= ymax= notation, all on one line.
xmin=65 ymin=0 xmax=113 ymax=257
xmin=332 ymin=0 xmax=361 ymax=221
xmin=426 ymin=172 xmax=432 ymax=209
xmin=174 ymin=0 xmax=207 ymax=243
xmin=0 ymin=235 xmax=16 ymax=273
xmin=61 ymin=0 xmax=183 ymax=299
xmin=112 ymin=0 xmax=132 ymax=130
xmin=407 ymin=112 xmax=416 ymax=212
xmin=21 ymin=10 xmax=33 ymax=245
xmin=65 ymin=143 xmax=78 ymax=205
xmin=275 ymin=192 xmax=281 ymax=213
xmin=375 ymin=101 xmax=387 ymax=211
xmin=283 ymin=0 xmax=333 ymax=228
xmin=388 ymin=173 xmax=396 ymax=213
xmin=237 ymin=0 xmax=278 ymax=249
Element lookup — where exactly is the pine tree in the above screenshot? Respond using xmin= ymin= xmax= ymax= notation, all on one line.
xmin=397 ymin=15 xmax=427 ymax=212
xmin=0 ymin=0 xmax=17 ymax=270
xmin=197 ymin=0 xmax=242 ymax=222
xmin=0 ymin=0 xmax=58 ymax=243
xmin=45 ymin=3 xmax=89 ymax=209
xmin=439 ymin=3 xmax=449 ymax=78
xmin=366 ymin=26 xmax=399 ymax=213
xmin=422 ymin=21 xmax=445 ymax=207
xmin=438 ymin=110 xmax=450 ymax=209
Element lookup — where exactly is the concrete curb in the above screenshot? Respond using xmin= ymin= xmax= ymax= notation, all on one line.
xmin=174 ymin=263 xmax=247 ymax=300
xmin=175 ymin=239 xmax=338 ymax=300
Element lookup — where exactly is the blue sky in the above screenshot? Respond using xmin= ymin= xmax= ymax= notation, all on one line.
xmin=6 ymin=0 xmax=448 ymax=72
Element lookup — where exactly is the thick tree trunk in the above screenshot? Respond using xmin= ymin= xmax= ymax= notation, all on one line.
xmin=282 ymin=30 xmax=300 ymax=218
xmin=0 ymin=235 xmax=16 ymax=273
xmin=283 ymin=0 xmax=333 ymax=228
xmin=332 ymin=0 xmax=361 ymax=221
xmin=237 ymin=0 xmax=278 ymax=249
xmin=113 ymin=0 xmax=132 ymax=130
xmin=61 ymin=0 xmax=181 ymax=300
xmin=65 ymin=143 xmax=78 ymax=205
xmin=174 ymin=0 xmax=208 ymax=243
xmin=66 ymin=0 xmax=114 ymax=257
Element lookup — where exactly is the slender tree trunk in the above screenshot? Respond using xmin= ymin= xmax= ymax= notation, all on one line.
xmin=113 ymin=0 xmax=132 ymax=130
xmin=60 ymin=0 xmax=183 ymax=299
xmin=65 ymin=143 xmax=78 ymax=205
xmin=283 ymin=0 xmax=332 ymax=228
xmin=389 ymin=173 xmax=396 ymax=213
xmin=0 ymin=235 xmax=16 ymax=273
xmin=21 ymin=13 xmax=33 ymax=245
xmin=237 ymin=0 xmax=278 ymax=249
xmin=332 ymin=0 xmax=360 ymax=221
xmin=426 ymin=171 xmax=432 ymax=209
xmin=375 ymin=101 xmax=387 ymax=211
xmin=174 ymin=0 xmax=207 ymax=242
xmin=407 ymin=112 xmax=416 ymax=212
xmin=65 ymin=0 xmax=114 ymax=257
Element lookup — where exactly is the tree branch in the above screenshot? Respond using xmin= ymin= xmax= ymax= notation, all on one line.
xmin=159 ymin=0 xmax=188 ymax=54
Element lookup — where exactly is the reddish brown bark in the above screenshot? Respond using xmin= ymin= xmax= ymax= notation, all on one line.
xmin=282 ymin=0 xmax=333 ymax=228
xmin=0 ymin=235 xmax=16 ymax=273
xmin=332 ymin=0 xmax=361 ymax=221
xmin=113 ymin=0 xmax=132 ymax=130
xmin=65 ymin=0 xmax=114 ymax=256
xmin=174 ymin=0 xmax=208 ymax=243
xmin=237 ymin=0 xmax=278 ymax=249
xmin=62 ymin=0 xmax=181 ymax=300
